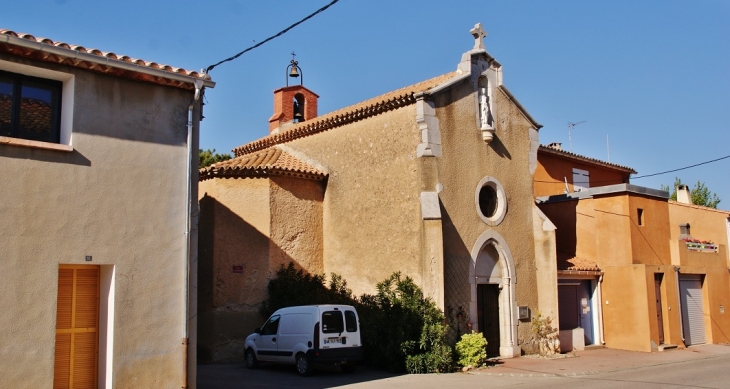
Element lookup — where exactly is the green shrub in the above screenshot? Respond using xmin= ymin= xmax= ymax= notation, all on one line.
xmin=260 ymin=265 xmax=454 ymax=373
xmin=260 ymin=263 xmax=354 ymax=317
xmin=455 ymin=331 xmax=487 ymax=367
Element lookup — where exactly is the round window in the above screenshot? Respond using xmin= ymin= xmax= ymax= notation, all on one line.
xmin=479 ymin=185 xmax=498 ymax=218
xmin=475 ymin=176 xmax=507 ymax=226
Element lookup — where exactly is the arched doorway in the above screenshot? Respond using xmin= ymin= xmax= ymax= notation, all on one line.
xmin=470 ymin=230 xmax=520 ymax=358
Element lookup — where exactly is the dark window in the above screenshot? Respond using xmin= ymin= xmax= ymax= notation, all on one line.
xmin=637 ymin=208 xmax=644 ymax=226
xmin=0 ymin=70 xmax=62 ymax=144
xmin=259 ymin=314 xmax=280 ymax=336
xmin=479 ymin=185 xmax=498 ymax=218
xmin=321 ymin=311 xmax=344 ymax=334
xmin=344 ymin=310 xmax=358 ymax=332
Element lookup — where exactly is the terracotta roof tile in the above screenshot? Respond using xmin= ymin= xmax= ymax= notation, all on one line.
xmin=200 ymin=147 xmax=327 ymax=181
xmin=557 ymin=253 xmax=601 ymax=272
xmin=233 ymin=72 xmax=457 ymax=156
xmin=539 ymin=144 xmax=636 ymax=174
xmin=0 ymin=29 xmax=212 ymax=89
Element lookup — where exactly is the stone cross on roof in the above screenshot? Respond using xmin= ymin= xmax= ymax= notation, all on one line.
xmin=470 ymin=23 xmax=486 ymax=51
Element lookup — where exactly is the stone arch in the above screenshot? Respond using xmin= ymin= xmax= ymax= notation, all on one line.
xmin=469 ymin=229 xmax=520 ymax=357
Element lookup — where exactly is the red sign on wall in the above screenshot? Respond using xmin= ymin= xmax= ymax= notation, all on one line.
xmin=232 ymin=265 xmax=244 ymax=274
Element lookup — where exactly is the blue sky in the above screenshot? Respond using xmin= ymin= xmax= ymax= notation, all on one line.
xmin=4 ymin=0 xmax=729 ymax=206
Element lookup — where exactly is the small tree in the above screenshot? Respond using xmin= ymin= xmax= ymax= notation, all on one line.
xmin=661 ymin=177 xmax=721 ymax=209
xmin=199 ymin=148 xmax=231 ymax=168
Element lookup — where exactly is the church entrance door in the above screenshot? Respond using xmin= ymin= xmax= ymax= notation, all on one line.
xmin=477 ymin=283 xmax=501 ymax=357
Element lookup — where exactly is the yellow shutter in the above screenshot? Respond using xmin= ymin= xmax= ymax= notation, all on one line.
xmin=54 ymin=265 xmax=99 ymax=389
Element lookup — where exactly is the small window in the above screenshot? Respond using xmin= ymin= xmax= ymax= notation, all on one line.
xmin=475 ymin=176 xmax=507 ymax=226
xmin=572 ymin=168 xmax=590 ymax=192
xmin=344 ymin=310 xmax=358 ymax=332
xmin=479 ymin=185 xmax=498 ymax=218
xmin=321 ymin=310 xmax=344 ymax=334
xmin=259 ymin=314 xmax=280 ymax=336
xmin=0 ymin=70 xmax=62 ymax=144
xmin=637 ymin=208 xmax=644 ymax=226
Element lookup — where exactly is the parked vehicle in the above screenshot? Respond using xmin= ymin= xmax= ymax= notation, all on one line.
xmin=244 ymin=305 xmax=363 ymax=376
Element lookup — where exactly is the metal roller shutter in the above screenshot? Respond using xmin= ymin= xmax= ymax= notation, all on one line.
xmin=679 ymin=275 xmax=706 ymax=346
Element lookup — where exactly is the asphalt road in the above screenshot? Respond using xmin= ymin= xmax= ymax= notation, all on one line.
xmin=198 ymin=350 xmax=730 ymax=389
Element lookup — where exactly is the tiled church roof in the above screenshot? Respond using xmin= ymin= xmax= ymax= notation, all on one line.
xmin=233 ymin=72 xmax=457 ymax=156
xmin=200 ymin=147 xmax=327 ymax=181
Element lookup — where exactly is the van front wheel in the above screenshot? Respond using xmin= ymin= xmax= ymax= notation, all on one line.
xmin=296 ymin=353 xmax=313 ymax=376
xmin=245 ymin=348 xmax=258 ymax=369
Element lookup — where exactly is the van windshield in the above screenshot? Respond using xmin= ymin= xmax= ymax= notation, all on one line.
xmin=321 ymin=311 xmax=344 ymax=334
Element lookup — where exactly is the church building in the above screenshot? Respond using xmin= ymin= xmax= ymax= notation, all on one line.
xmin=198 ymin=24 xmax=559 ymax=362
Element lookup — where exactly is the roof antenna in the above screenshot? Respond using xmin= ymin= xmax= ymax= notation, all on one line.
xmin=568 ymin=120 xmax=586 ymax=152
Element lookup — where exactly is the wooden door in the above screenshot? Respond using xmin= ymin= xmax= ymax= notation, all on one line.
xmin=655 ymin=274 xmax=665 ymax=345
xmin=477 ymin=284 xmax=500 ymax=357
xmin=54 ymin=265 xmax=99 ymax=389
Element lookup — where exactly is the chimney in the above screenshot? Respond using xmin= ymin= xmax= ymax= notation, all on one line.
xmin=679 ymin=223 xmax=691 ymax=240
xmin=676 ymin=184 xmax=692 ymax=204
xmin=268 ymin=85 xmax=319 ymax=133
xmin=547 ymin=142 xmax=562 ymax=150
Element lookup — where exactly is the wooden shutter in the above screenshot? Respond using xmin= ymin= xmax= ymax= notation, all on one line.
xmin=54 ymin=265 xmax=99 ymax=389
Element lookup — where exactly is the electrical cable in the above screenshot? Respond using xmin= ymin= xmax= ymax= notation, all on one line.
xmin=533 ymin=154 xmax=730 ymax=184
xmin=205 ymin=0 xmax=340 ymax=74
xmin=630 ymin=155 xmax=730 ymax=179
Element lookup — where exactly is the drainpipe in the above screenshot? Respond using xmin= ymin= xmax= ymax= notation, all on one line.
xmin=597 ymin=274 xmax=606 ymax=344
xmin=674 ymin=266 xmax=685 ymax=345
xmin=183 ymin=78 xmax=204 ymax=389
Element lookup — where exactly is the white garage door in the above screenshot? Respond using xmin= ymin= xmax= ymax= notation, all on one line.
xmin=679 ymin=275 xmax=706 ymax=346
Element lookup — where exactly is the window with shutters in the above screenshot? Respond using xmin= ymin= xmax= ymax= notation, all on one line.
xmin=54 ymin=265 xmax=99 ymax=389
xmin=572 ymin=168 xmax=590 ymax=192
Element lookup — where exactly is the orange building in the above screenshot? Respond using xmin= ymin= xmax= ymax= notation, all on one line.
xmin=536 ymin=146 xmax=730 ymax=352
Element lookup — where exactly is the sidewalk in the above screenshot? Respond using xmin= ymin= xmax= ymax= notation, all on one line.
xmin=477 ymin=344 xmax=730 ymax=378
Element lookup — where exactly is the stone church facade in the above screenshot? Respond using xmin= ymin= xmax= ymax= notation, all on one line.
xmin=198 ymin=24 xmax=558 ymax=362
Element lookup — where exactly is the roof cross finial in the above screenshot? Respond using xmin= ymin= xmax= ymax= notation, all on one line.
xmin=291 ymin=51 xmax=296 ymax=60
xmin=470 ymin=23 xmax=487 ymax=51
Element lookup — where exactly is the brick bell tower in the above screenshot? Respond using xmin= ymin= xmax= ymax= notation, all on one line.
xmin=268 ymin=54 xmax=319 ymax=133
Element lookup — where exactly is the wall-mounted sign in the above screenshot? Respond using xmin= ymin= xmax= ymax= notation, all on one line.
xmin=232 ymin=265 xmax=244 ymax=274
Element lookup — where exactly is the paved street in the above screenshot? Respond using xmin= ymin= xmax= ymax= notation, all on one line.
xmin=198 ymin=344 xmax=730 ymax=388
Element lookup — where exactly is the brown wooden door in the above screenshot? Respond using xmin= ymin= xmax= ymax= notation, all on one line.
xmin=655 ymin=274 xmax=665 ymax=345
xmin=477 ymin=284 xmax=500 ymax=357
xmin=54 ymin=265 xmax=99 ymax=389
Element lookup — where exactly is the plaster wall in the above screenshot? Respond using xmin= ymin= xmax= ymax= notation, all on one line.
xmin=538 ymin=199 xmax=598 ymax=261
xmin=533 ymin=205 xmax=559 ymax=322
xmin=534 ymin=151 xmax=629 ymax=197
xmin=434 ymin=81 xmax=539 ymax=345
xmin=668 ymin=202 xmax=730 ymax=265
xmin=284 ymin=105 xmax=424 ymax=296
xmin=601 ymin=265 xmax=652 ymax=351
xmin=0 ymin=55 xmax=194 ymax=388
xmin=627 ymin=195 xmax=671 ymax=265
xmin=593 ymin=195 xmax=633 ymax=267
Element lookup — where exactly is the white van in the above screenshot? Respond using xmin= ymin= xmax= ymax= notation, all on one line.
xmin=244 ymin=305 xmax=363 ymax=376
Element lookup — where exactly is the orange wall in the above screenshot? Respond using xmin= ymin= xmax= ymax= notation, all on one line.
xmin=626 ymin=195 xmax=672 ymax=266
xmin=601 ymin=265 xmax=652 ymax=351
xmin=535 ymin=151 xmax=630 ymax=197
xmin=668 ymin=201 xmax=730 ymax=266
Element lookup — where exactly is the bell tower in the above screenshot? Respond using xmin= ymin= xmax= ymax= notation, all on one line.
xmin=268 ymin=54 xmax=319 ymax=133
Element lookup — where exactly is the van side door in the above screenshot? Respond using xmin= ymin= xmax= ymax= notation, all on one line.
xmin=276 ymin=313 xmax=313 ymax=363
xmin=254 ymin=314 xmax=280 ymax=362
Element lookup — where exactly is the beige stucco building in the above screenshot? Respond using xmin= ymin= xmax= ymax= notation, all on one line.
xmin=0 ymin=29 xmax=214 ymax=388
xmin=536 ymin=145 xmax=730 ymax=353
xmin=199 ymin=24 xmax=559 ymax=362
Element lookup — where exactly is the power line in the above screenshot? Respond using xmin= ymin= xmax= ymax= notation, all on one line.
xmin=631 ymin=154 xmax=730 ymax=179
xmin=205 ymin=0 xmax=340 ymax=74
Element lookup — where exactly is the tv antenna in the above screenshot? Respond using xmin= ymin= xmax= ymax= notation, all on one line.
xmin=567 ymin=120 xmax=586 ymax=152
